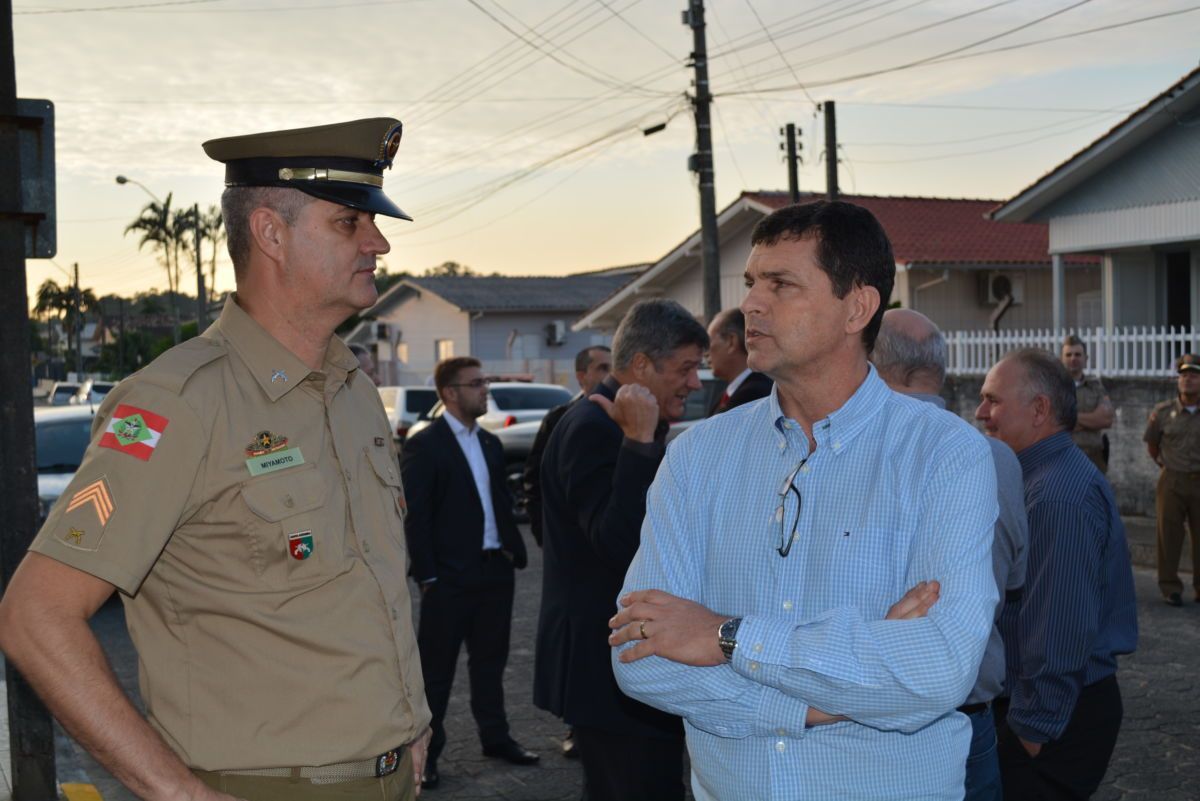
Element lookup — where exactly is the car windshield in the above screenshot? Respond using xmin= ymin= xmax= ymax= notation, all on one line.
xmin=490 ymin=386 xmax=571 ymax=411
xmin=36 ymin=418 xmax=93 ymax=472
xmin=406 ymin=391 xmax=438 ymax=418
xmin=52 ymin=386 xmax=79 ymax=404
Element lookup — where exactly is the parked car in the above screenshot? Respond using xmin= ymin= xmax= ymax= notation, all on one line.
xmin=405 ymin=382 xmax=573 ymax=522
xmin=376 ymin=385 xmax=439 ymax=442
xmin=406 ymin=382 xmax=573 ymax=440
xmin=46 ymin=381 xmax=88 ymax=406
xmin=87 ymin=380 xmax=118 ymax=403
xmin=667 ymin=368 xmax=727 ymax=443
xmin=32 ymin=405 xmax=98 ymax=522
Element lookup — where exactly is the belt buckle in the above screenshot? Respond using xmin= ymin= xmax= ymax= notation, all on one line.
xmin=375 ymin=748 xmax=402 ymax=778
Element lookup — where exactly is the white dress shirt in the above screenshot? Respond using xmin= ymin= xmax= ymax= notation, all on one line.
xmin=444 ymin=410 xmax=502 ymax=550
xmin=724 ymin=367 xmax=753 ymax=399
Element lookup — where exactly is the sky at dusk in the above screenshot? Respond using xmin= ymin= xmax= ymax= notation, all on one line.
xmin=12 ymin=0 xmax=1200 ymax=305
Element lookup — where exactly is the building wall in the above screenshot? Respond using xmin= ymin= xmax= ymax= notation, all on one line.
xmin=906 ymin=266 xmax=1102 ymax=331
xmin=469 ymin=311 xmax=609 ymax=385
xmin=662 ymin=217 xmax=759 ymax=322
xmin=945 ymin=374 xmax=1171 ymax=516
xmin=1040 ymin=121 xmax=1200 ymax=219
xmin=375 ymin=291 xmax=469 ymax=385
xmin=1105 ymin=249 xmax=1158 ymax=327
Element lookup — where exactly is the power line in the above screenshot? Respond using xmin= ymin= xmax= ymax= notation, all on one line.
xmin=717 ymin=0 xmax=1104 ymax=95
xmin=719 ymin=0 xmax=1022 ymax=94
xmin=739 ymin=0 xmax=818 ymax=109
xmin=14 ymin=0 xmax=221 ymax=14
xmin=843 ymin=104 xmax=1129 ymax=147
xmin=591 ymin=0 xmax=677 ymax=62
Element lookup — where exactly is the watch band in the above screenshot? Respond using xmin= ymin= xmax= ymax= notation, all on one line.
xmin=718 ymin=617 xmax=742 ymax=661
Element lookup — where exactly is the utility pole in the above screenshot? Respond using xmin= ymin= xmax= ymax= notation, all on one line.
xmin=683 ymin=0 xmax=721 ymax=322
xmin=193 ymin=203 xmax=206 ymax=331
xmin=0 ymin=0 xmax=58 ymax=794
xmin=780 ymin=123 xmax=801 ymax=203
xmin=823 ymin=100 xmax=839 ymax=201
xmin=73 ymin=262 xmax=82 ymax=376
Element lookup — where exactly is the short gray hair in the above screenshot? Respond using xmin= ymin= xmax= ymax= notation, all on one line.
xmin=612 ymin=299 xmax=709 ymax=371
xmin=873 ymin=323 xmax=947 ymax=389
xmin=221 ymin=186 xmax=314 ymax=277
xmin=1006 ymin=348 xmax=1078 ymax=431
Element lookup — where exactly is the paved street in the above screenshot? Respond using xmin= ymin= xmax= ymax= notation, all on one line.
xmin=17 ymin=527 xmax=1199 ymax=800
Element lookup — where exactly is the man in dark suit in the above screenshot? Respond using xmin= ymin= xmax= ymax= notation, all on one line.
xmin=706 ymin=307 xmax=773 ymax=415
xmin=523 ymin=345 xmax=612 ymax=550
xmin=534 ymin=299 xmax=708 ymax=801
xmin=402 ymin=356 xmax=536 ymax=790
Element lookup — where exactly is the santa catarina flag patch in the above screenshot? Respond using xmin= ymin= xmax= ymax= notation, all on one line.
xmin=99 ymin=405 xmax=169 ymax=461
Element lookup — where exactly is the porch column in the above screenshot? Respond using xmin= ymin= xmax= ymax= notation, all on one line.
xmin=1051 ymin=253 xmax=1064 ymax=331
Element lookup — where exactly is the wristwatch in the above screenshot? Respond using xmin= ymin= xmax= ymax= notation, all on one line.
xmin=718 ymin=617 xmax=742 ymax=661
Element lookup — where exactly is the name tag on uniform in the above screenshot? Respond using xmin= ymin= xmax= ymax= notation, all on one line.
xmin=245 ymin=447 xmax=305 ymax=476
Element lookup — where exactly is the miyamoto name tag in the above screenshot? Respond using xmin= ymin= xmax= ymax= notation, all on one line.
xmin=245 ymin=447 xmax=305 ymax=476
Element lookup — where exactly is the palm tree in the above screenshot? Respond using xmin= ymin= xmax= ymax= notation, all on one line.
xmin=199 ymin=205 xmax=224 ymax=306
xmin=34 ymin=278 xmax=68 ymax=358
xmin=33 ymin=278 xmax=98 ymax=370
xmin=125 ymin=193 xmax=181 ymax=344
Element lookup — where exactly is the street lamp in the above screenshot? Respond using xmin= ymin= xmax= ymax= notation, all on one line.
xmin=116 ymin=174 xmax=207 ymax=331
xmin=115 ymin=174 xmax=163 ymax=204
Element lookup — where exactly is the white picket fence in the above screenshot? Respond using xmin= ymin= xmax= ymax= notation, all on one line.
xmin=946 ymin=326 xmax=1200 ymax=377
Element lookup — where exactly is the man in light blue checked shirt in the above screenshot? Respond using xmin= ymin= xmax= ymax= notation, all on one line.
xmin=608 ymin=201 xmax=999 ymax=801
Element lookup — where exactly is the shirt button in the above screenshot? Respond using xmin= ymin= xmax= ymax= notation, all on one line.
xmin=749 ymin=662 xmax=760 ymax=672
xmin=776 ymin=728 xmax=787 ymax=736
xmin=775 ymin=741 xmax=786 ymax=753
xmin=344 ymin=469 xmax=352 ymax=481
xmin=799 ymin=464 xmax=810 ymax=474
xmin=753 ymin=643 xmax=763 ymax=653
xmin=782 ymin=600 xmax=793 ymax=610
xmin=778 ymin=441 xmax=786 ymax=451
xmin=833 ymin=441 xmax=842 ymax=449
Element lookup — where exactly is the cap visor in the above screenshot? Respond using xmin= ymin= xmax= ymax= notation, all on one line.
xmin=295 ymin=183 xmax=412 ymax=221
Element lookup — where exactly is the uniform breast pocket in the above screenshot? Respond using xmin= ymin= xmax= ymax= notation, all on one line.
xmin=366 ymin=447 xmax=407 ymax=525
xmin=240 ymin=466 xmax=343 ymax=588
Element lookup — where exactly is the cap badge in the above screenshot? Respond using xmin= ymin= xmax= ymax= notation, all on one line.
xmin=246 ymin=431 xmax=289 ymax=458
xmin=375 ymin=122 xmax=403 ymax=169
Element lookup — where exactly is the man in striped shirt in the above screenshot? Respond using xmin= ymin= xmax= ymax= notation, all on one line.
xmin=976 ymin=349 xmax=1138 ymax=801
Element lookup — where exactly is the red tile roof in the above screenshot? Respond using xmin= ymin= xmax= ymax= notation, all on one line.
xmin=742 ymin=191 xmax=1098 ymax=265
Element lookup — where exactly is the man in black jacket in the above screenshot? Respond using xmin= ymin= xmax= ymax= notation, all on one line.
xmin=706 ymin=307 xmax=773 ymax=416
xmin=533 ymin=300 xmax=708 ymax=801
xmin=523 ymin=345 xmax=612 ymax=549
xmin=402 ymin=357 xmax=535 ymax=789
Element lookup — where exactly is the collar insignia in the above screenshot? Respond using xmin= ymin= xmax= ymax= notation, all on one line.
xmin=271 ymin=369 xmax=288 ymax=384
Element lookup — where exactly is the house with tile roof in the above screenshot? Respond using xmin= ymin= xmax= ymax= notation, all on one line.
xmin=347 ymin=268 xmax=642 ymax=385
xmin=991 ymin=64 xmax=1200 ymax=334
xmin=575 ymin=190 xmax=1095 ymax=335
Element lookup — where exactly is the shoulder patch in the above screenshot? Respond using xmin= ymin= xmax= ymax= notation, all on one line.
xmin=138 ymin=337 xmax=227 ymax=396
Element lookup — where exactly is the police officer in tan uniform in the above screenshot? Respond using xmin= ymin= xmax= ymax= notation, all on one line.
xmin=0 ymin=119 xmax=432 ymax=800
xmin=1144 ymin=353 xmax=1200 ymax=607
xmin=1061 ymin=335 xmax=1114 ymax=473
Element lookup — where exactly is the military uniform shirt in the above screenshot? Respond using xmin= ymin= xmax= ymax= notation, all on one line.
xmin=31 ymin=297 xmax=431 ymax=770
xmin=1072 ymin=376 xmax=1108 ymax=452
xmin=1144 ymin=397 xmax=1200 ymax=473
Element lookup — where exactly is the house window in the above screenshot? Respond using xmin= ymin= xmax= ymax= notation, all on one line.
xmin=1075 ymin=290 xmax=1102 ymax=329
xmin=435 ymin=339 xmax=454 ymax=361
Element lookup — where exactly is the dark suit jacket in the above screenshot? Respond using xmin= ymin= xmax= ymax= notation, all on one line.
xmin=532 ymin=379 xmax=681 ymax=739
xmin=401 ymin=416 xmax=527 ymax=583
xmin=521 ymin=396 xmax=580 ymax=548
xmin=708 ymin=370 xmax=773 ymax=416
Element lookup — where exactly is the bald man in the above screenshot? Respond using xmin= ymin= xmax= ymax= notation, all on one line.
xmin=873 ymin=309 xmax=1028 ymax=801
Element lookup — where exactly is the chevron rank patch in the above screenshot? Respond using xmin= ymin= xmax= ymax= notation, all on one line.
xmin=99 ymin=405 xmax=169 ymax=461
xmin=59 ymin=477 xmax=115 ymax=550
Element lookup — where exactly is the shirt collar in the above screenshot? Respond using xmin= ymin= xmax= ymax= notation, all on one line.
xmin=443 ymin=409 xmax=477 ymax=436
xmin=725 ymin=367 xmax=753 ymax=397
xmin=769 ymin=364 xmax=889 ymax=455
xmin=1017 ymin=429 xmax=1074 ymax=474
xmin=216 ymin=294 xmax=359 ymax=402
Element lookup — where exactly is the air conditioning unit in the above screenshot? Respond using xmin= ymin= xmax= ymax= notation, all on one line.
xmin=978 ymin=272 xmax=1024 ymax=306
xmin=544 ymin=320 xmax=567 ymax=347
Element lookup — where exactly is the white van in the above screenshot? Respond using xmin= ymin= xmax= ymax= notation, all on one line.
xmin=376 ymin=386 xmax=439 ymax=442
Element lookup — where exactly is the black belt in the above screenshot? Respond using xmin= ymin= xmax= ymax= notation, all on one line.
xmin=957 ymin=702 xmax=989 ymax=715
xmin=481 ymin=549 xmax=506 ymax=562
